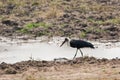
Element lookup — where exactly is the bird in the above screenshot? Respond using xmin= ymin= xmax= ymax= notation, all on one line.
xmin=60 ymin=38 xmax=95 ymax=60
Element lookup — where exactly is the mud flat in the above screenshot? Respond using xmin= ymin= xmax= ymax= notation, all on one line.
xmin=0 ymin=36 xmax=120 ymax=80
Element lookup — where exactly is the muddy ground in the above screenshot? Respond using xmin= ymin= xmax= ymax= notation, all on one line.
xmin=0 ymin=0 xmax=120 ymax=40
xmin=0 ymin=57 xmax=120 ymax=80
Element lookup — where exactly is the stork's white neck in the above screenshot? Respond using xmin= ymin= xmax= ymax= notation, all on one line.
xmin=67 ymin=41 xmax=70 ymax=46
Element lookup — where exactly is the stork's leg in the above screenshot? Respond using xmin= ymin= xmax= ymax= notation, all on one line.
xmin=73 ymin=49 xmax=78 ymax=60
xmin=79 ymin=49 xmax=83 ymax=57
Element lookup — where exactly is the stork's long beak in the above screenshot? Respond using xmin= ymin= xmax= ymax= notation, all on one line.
xmin=60 ymin=40 xmax=66 ymax=47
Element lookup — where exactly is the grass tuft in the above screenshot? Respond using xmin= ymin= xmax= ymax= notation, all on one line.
xmin=19 ymin=22 xmax=51 ymax=34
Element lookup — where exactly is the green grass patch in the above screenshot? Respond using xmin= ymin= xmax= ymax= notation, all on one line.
xmin=80 ymin=31 xmax=86 ymax=38
xmin=25 ymin=22 xmax=50 ymax=29
xmin=88 ymin=18 xmax=120 ymax=25
xmin=19 ymin=22 xmax=51 ymax=34
xmin=106 ymin=18 xmax=120 ymax=24
xmin=85 ymin=27 xmax=105 ymax=34
xmin=87 ymin=18 xmax=105 ymax=25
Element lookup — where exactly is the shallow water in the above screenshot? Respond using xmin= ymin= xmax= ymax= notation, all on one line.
xmin=0 ymin=36 xmax=120 ymax=63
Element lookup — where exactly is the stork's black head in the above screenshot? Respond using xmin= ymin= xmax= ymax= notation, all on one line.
xmin=65 ymin=38 xmax=69 ymax=42
xmin=60 ymin=38 xmax=69 ymax=47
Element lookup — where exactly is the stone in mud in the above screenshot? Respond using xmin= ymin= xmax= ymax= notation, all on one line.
xmin=63 ymin=13 xmax=70 ymax=18
xmin=2 ymin=20 xmax=18 ymax=26
xmin=0 ymin=62 xmax=9 ymax=70
xmin=4 ymin=68 xmax=17 ymax=74
xmin=6 ymin=3 xmax=15 ymax=10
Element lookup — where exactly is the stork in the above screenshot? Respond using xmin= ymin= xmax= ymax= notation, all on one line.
xmin=60 ymin=38 xmax=94 ymax=60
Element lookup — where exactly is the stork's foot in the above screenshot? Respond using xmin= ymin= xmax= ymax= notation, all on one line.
xmin=70 ymin=59 xmax=77 ymax=65
xmin=71 ymin=56 xmax=85 ymax=65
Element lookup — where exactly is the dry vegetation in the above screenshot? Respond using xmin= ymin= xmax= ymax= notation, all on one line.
xmin=0 ymin=0 xmax=120 ymax=40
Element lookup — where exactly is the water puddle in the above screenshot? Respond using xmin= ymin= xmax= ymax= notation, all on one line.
xmin=0 ymin=36 xmax=120 ymax=63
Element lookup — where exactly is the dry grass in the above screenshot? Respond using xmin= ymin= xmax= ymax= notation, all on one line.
xmin=0 ymin=0 xmax=64 ymax=17
xmin=0 ymin=0 xmax=120 ymax=19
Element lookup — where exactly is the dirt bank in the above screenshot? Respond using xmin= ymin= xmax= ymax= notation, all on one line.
xmin=0 ymin=0 xmax=120 ymax=40
xmin=0 ymin=57 xmax=120 ymax=80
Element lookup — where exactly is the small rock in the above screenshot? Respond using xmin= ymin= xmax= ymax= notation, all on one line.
xmin=5 ymin=68 xmax=17 ymax=74
xmin=2 ymin=20 xmax=18 ymax=26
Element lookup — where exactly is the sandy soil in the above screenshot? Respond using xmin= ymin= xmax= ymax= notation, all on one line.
xmin=0 ymin=57 xmax=120 ymax=80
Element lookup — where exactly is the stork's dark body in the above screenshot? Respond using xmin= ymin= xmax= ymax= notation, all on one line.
xmin=70 ymin=39 xmax=94 ymax=49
